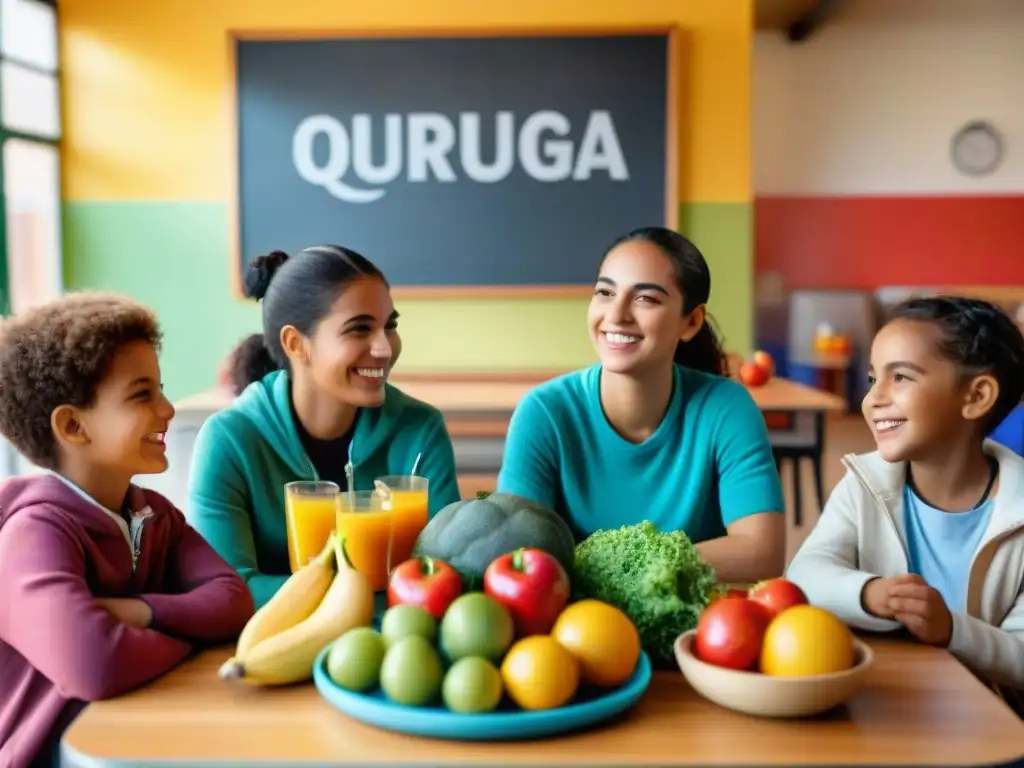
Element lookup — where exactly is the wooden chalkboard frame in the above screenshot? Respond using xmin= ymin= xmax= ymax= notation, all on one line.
xmin=226 ymin=26 xmax=680 ymax=301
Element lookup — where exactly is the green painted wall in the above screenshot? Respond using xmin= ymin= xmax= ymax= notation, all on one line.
xmin=64 ymin=201 xmax=752 ymax=402
xmin=678 ymin=202 xmax=754 ymax=354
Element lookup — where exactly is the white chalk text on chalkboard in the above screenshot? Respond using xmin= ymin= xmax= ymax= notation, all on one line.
xmin=292 ymin=110 xmax=630 ymax=204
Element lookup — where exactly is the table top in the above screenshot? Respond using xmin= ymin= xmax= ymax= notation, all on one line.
xmin=173 ymin=374 xmax=845 ymax=420
xmin=61 ymin=637 xmax=1024 ymax=767
xmin=743 ymin=376 xmax=846 ymax=412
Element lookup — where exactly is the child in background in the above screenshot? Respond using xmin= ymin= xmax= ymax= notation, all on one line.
xmin=0 ymin=293 xmax=255 ymax=768
xmin=787 ymin=296 xmax=1024 ymax=711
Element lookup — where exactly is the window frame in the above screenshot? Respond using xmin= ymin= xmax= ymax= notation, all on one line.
xmin=0 ymin=0 xmax=61 ymax=316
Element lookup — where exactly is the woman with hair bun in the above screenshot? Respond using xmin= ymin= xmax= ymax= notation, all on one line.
xmin=187 ymin=245 xmax=461 ymax=608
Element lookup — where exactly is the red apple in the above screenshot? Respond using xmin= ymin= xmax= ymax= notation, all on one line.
xmin=739 ymin=362 xmax=771 ymax=388
xmin=693 ymin=596 xmax=773 ymax=671
xmin=748 ymin=578 xmax=808 ymax=618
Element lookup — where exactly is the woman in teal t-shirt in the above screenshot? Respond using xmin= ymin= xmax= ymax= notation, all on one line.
xmin=187 ymin=246 xmax=461 ymax=609
xmin=497 ymin=227 xmax=786 ymax=584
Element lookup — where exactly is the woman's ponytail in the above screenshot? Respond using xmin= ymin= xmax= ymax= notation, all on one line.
xmin=674 ymin=318 xmax=727 ymax=377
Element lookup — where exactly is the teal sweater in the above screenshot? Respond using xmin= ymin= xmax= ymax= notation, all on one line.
xmin=186 ymin=370 xmax=461 ymax=609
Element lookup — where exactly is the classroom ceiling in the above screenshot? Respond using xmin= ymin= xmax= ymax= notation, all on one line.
xmin=756 ymin=0 xmax=820 ymax=29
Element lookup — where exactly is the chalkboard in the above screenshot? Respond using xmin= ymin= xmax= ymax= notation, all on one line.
xmin=232 ymin=31 xmax=674 ymax=296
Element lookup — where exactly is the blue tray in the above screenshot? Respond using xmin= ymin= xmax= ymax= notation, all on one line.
xmin=312 ymin=645 xmax=652 ymax=741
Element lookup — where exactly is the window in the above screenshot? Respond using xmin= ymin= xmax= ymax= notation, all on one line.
xmin=4 ymin=139 xmax=61 ymax=314
xmin=0 ymin=0 xmax=61 ymax=317
xmin=1 ymin=60 xmax=60 ymax=138
xmin=1 ymin=0 xmax=58 ymax=70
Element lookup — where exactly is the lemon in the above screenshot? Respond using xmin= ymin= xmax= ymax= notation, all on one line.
xmin=500 ymin=636 xmax=579 ymax=710
xmin=760 ymin=605 xmax=854 ymax=677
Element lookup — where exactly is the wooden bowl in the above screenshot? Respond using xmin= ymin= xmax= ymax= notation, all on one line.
xmin=673 ymin=630 xmax=873 ymax=718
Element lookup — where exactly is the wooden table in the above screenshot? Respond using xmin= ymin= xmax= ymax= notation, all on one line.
xmin=172 ymin=373 xmax=847 ymax=422
xmin=61 ymin=638 xmax=1024 ymax=767
xmin=171 ymin=375 xmax=845 ymax=443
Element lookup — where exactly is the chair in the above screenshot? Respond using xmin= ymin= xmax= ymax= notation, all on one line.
xmin=768 ymin=411 xmax=825 ymax=527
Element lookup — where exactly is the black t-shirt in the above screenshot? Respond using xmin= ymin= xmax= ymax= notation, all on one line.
xmin=291 ymin=401 xmax=355 ymax=490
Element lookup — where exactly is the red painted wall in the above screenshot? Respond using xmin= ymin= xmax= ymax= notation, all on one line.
xmin=753 ymin=2 xmax=1024 ymax=293
xmin=755 ymin=196 xmax=1024 ymax=290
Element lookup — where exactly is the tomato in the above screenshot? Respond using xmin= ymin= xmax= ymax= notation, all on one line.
xmin=484 ymin=548 xmax=570 ymax=636
xmin=760 ymin=605 xmax=854 ymax=676
xmin=551 ymin=599 xmax=640 ymax=688
xmin=501 ymin=635 xmax=579 ymax=710
xmin=747 ymin=578 xmax=808 ymax=618
xmin=693 ymin=596 xmax=772 ymax=671
xmin=387 ymin=557 xmax=463 ymax=620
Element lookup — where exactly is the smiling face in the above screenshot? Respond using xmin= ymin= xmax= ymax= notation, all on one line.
xmin=588 ymin=240 xmax=703 ymax=375
xmin=863 ymin=319 xmax=991 ymax=462
xmin=285 ymin=275 xmax=400 ymax=408
xmin=58 ymin=340 xmax=176 ymax=477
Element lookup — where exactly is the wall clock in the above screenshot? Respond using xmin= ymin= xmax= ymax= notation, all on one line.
xmin=951 ymin=120 xmax=1003 ymax=177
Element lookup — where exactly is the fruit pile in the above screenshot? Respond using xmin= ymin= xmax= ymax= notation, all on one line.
xmin=327 ymin=547 xmax=643 ymax=713
xmin=695 ymin=578 xmax=857 ymax=676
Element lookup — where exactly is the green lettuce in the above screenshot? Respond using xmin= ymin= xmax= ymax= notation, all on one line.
xmin=571 ymin=521 xmax=717 ymax=668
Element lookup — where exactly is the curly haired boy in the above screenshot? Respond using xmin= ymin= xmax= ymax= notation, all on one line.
xmin=0 ymin=293 xmax=254 ymax=768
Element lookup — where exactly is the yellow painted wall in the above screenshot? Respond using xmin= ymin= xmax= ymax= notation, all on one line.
xmin=60 ymin=0 xmax=754 ymax=399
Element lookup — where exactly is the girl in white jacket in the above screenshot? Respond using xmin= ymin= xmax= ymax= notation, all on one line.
xmin=787 ymin=295 xmax=1024 ymax=709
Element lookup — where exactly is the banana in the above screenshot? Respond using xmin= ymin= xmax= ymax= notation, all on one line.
xmin=220 ymin=535 xmax=375 ymax=686
xmin=221 ymin=535 xmax=336 ymax=675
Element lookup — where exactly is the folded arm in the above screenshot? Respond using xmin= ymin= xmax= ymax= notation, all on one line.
xmin=696 ymin=513 xmax=786 ymax=584
xmin=186 ymin=417 xmax=287 ymax=610
xmin=139 ymin=510 xmax=255 ymax=642
xmin=0 ymin=511 xmax=192 ymax=702
xmin=702 ymin=385 xmax=787 ymax=583
xmin=785 ymin=474 xmax=902 ymax=632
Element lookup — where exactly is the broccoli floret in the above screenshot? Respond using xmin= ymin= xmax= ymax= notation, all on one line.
xmin=571 ymin=521 xmax=717 ymax=668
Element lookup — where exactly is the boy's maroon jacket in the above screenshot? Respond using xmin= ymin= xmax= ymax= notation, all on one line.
xmin=0 ymin=474 xmax=255 ymax=768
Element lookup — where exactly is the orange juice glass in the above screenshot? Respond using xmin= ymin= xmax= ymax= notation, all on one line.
xmin=376 ymin=475 xmax=429 ymax=570
xmin=336 ymin=490 xmax=393 ymax=591
xmin=284 ymin=481 xmax=340 ymax=573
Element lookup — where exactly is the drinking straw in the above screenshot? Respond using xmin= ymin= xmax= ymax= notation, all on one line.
xmin=410 ymin=452 xmax=423 ymax=476
xmin=344 ymin=461 xmax=355 ymax=509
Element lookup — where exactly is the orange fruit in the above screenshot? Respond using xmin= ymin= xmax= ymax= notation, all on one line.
xmin=551 ymin=599 xmax=641 ymax=688
xmin=759 ymin=605 xmax=854 ymax=677
xmin=500 ymin=636 xmax=579 ymax=710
